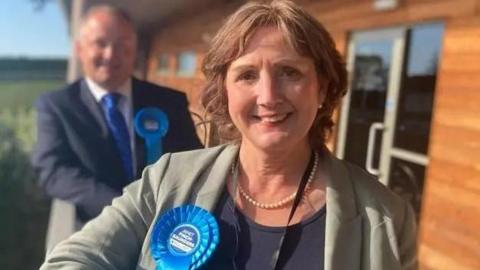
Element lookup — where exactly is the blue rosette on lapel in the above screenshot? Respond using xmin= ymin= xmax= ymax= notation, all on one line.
xmin=150 ymin=205 xmax=220 ymax=270
xmin=134 ymin=107 xmax=169 ymax=165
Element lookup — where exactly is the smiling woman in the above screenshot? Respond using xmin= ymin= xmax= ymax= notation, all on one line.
xmin=202 ymin=2 xmax=347 ymax=150
xmin=225 ymin=26 xmax=321 ymax=155
xmin=40 ymin=1 xmax=417 ymax=270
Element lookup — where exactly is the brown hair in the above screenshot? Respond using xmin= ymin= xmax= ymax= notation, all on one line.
xmin=201 ymin=0 xmax=347 ymax=150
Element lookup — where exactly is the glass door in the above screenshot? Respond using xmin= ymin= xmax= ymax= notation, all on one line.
xmin=336 ymin=24 xmax=444 ymax=218
xmin=337 ymin=27 xmax=406 ymax=180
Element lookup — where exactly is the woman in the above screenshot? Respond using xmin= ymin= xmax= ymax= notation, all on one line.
xmin=41 ymin=1 xmax=417 ymax=270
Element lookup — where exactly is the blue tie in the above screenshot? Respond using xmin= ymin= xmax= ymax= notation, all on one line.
xmin=101 ymin=93 xmax=134 ymax=181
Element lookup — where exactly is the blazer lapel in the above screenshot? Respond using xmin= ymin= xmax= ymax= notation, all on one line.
xmin=192 ymin=146 xmax=362 ymax=269
xmin=190 ymin=146 xmax=364 ymax=269
xmin=138 ymin=146 xmax=362 ymax=269
xmin=324 ymin=153 xmax=362 ymax=270
xmin=192 ymin=144 xmax=239 ymax=211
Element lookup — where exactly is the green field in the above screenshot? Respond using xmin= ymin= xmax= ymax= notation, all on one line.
xmin=0 ymin=80 xmax=64 ymax=109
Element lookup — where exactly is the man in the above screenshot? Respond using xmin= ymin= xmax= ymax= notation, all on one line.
xmin=31 ymin=5 xmax=202 ymax=248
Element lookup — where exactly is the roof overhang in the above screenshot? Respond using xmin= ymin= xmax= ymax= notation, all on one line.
xmin=60 ymin=0 xmax=226 ymax=33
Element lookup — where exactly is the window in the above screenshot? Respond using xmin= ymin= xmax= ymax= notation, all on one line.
xmin=176 ymin=51 xmax=196 ymax=77
xmin=393 ymin=23 xmax=444 ymax=154
xmin=156 ymin=53 xmax=170 ymax=75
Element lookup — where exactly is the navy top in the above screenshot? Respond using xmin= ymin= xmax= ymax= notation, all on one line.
xmin=202 ymin=189 xmax=326 ymax=270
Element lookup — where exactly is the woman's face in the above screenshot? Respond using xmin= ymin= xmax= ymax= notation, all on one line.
xmin=225 ymin=27 xmax=324 ymax=152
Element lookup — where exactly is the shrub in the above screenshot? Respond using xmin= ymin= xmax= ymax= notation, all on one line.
xmin=0 ymin=109 xmax=50 ymax=270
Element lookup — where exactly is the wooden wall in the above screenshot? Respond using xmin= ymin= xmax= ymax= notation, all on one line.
xmin=306 ymin=2 xmax=480 ymax=268
xmin=146 ymin=1 xmax=480 ymax=268
xmin=147 ymin=1 xmax=243 ymax=114
xmin=418 ymin=16 xmax=480 ymax=270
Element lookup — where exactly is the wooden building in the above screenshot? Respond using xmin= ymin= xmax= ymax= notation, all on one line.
xmin=63 ymin=0 xmax=480 ymax=269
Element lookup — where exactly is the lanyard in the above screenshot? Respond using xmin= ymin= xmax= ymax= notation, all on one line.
xmin=231 ymin=151 xmax=316 ymax=270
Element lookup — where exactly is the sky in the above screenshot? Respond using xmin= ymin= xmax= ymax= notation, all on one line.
xmin=0 ymin=0 xmax=71 ymax=58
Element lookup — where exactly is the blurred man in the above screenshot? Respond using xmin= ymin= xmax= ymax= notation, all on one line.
xmin=32 ymin=5 xmax=202 ymax=249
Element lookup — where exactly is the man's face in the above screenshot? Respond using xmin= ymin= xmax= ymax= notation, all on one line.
xmin=76 ymin=12 xmax=137 ymax=90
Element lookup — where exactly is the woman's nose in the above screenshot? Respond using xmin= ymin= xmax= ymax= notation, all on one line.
xmin=256 ymin=72 xmax=282 ymax=107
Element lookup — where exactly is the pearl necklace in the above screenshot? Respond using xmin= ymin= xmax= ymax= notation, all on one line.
xmin=231 ymin=152 xmax=319 ymax=209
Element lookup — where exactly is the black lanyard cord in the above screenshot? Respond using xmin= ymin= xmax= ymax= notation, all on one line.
xmin=270 ymin=150 xmax=316 ymax=270
xmin=230 ymin=150 xmax=317 ymax=270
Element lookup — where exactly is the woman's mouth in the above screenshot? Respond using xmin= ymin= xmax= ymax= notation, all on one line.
xmin=253 ymin=113 xmax=291 ymax=124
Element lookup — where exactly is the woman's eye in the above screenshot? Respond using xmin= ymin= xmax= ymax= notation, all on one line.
xmin=236 ymin=71 xmax=257 ymax=82
xmin=279 ymin=66 xmax=301 ymax=80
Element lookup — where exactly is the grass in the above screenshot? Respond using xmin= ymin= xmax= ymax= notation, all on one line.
xmin=0 ymin=80 xmax=64 ymax=109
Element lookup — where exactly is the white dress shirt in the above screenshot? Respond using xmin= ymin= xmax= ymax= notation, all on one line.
xmin=85 ymin=77 xmax=137 ymax=174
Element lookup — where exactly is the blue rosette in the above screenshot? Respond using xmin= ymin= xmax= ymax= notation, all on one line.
xmin=134 ymin=108 xmax=169 ymax=165
xmin=150 ymin=205 xmax=220 ymax=270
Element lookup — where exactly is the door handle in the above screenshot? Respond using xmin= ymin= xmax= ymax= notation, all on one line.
xmin=366 ymin=122 xmax=385 ymax=175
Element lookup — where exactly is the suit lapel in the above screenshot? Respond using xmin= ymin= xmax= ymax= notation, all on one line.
xmin=132 ymin=78 xmax=146 ymax=177
xmin=79 ymin=79 xmax=109 ymax=137
xmin=79 ymin=79 xmax=127 ymax=182
xmin=324 ymin=153 xmax=362 ymax=270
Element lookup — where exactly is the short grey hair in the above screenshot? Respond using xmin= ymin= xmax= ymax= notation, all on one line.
xmin=82 ymin=5 xmax=133 ymax=25
xmin=78 ymin=5 xmax=136 ymax=39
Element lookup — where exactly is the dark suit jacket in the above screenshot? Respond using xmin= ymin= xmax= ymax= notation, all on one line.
xmin=32 ymin=77 xmax=202 ymax=224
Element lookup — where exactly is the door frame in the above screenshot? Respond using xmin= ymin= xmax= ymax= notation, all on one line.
xmin=336 ymin=27 xmax=409 ymax=185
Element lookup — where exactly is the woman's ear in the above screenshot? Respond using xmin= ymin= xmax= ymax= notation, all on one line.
xmin=318 ymin=78 xmax=328 ymax=109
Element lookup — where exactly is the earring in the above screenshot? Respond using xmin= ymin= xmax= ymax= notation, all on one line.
xmin=318 ymin=103 xmax=323 ymax=109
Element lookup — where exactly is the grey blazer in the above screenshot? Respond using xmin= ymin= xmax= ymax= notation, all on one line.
xmin=40 ymin=144 xmax=417 ymax=270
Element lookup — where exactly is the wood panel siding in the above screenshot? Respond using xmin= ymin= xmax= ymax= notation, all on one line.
xmin=419 ymin=15 xmax=480 ymax=270
xmin=309 ymin=0 xmax=478 ymax=32
xmin=146 ymin=1 xmax=243 ymax=144
xmin=147 ymin=1 xmax=243 ymax=108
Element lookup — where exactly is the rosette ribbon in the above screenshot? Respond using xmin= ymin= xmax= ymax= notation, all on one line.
xmin=134 ymin=108 xmax=169 ymax=164
xmin=150 ymin=205 xmax=220 ymax=270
